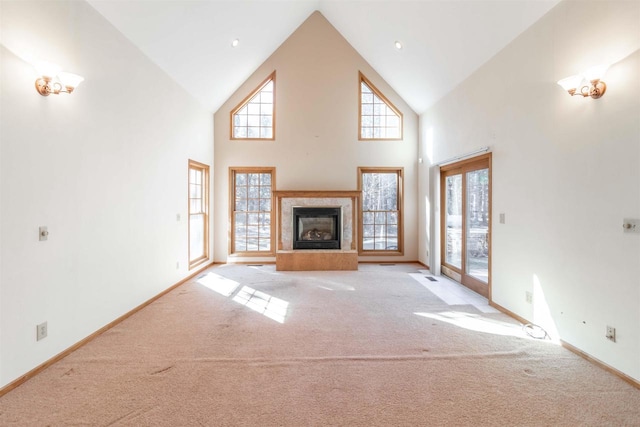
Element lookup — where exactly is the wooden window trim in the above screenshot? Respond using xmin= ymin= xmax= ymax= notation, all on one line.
xmin=188 ymin=160 xmax=210 ymax=270
xmin=358 ymin=72 xmax=403 ymax=141
xmin=357 ymin=167 xmax=404 ymax=255
xmin=230 ymin=71 xmax=276 ymax=141
xmin=229 ymin=167 xmax=276 ymax=256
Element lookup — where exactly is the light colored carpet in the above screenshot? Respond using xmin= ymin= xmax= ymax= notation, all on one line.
xmin=1 ymin=263 xmax=639 ymax=426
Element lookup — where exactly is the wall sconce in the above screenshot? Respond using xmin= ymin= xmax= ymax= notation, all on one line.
xmin=34 ymin=60 xmax=84 ymax=96
xmin=557 ymin=64 xmax=608 ymax=99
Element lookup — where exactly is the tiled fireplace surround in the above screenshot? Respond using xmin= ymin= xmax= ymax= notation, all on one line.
xmin=274 ymin=191 xmax=361 ymax=271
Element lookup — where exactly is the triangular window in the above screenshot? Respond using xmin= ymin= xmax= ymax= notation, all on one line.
xmin=359 ymin=72 xmax=402 ymax=140
xmin=231 ymin=72 xmax=275 ymax=140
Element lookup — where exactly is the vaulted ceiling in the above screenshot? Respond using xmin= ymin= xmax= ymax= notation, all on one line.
xmin=88 ymin=0 xmax=560 ymax=114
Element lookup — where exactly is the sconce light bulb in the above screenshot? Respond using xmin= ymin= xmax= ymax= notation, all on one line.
xmin=57 ymin=72 xmax=84 ymax=89
xmin=34 ymin=60 xmax=62 ymax=80
xmin=583 ymin=64 xmax=609 ymax=82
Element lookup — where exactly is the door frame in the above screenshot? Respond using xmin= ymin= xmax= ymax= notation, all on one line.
xmin=439 ymin=153 xmax=492 ymax=299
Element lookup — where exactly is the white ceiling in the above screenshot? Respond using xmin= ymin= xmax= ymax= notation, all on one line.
xmin=88 ymin=0 xmax=560 ymax=114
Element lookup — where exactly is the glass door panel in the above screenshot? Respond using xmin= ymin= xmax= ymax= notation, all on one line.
xmin=445 ymin=174 xmax=462 ymax=269
xmin=440 ymin=153 xmax=491 ymax=298
xmin=465 ymin=168 xmax=489 ymax=283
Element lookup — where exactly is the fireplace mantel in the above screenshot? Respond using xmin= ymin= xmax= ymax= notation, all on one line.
xmin=274 ymin=190 xmax=361 ymax=271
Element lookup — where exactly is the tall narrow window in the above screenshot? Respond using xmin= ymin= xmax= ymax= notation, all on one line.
xmin=358 ymin=167 xmax=403 ymax=254
xmin=230 ymin=167 xmax=275 ymax=255
xmin=189 ymin=160 xmax=209 ymax=269
xmin=359 ymin=72 xmax=403 ymax=140
xmin=231 ymin=71 xmax=275 ymax=140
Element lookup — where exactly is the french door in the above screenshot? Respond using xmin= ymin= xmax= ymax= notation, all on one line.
xmin=440 ymin=154 xmax=491 ymax=298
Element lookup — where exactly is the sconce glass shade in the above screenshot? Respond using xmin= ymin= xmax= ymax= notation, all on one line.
xmin=582 ymin=64 xmax=609 ymax=82
xmin=57 ymin=72 xmax=84 ymax=89
xmin=557 ymin=74 xmax=585 ymax=92
xmin=34 ymin=60 xmax=62 ymax=79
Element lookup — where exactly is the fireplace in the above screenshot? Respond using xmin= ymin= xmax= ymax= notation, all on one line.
xmin=293 ymin=207 xmax=341 ymax=250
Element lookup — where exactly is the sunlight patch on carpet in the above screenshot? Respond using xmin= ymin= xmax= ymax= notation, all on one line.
xmin=415 ymin=311 xmax=553 ymax=342
xmin=233 ymin=286 xmax=289 ymax=324
xmin=197 ymin=273 xmax=240 ymax=297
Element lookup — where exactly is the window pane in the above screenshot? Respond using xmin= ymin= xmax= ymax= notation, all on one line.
xmin=236 ymin=185 xmax=247 ymax=199
xmin=259 ymin=239 xmax=270 ymax=251
xmin=363 ymin=212 xmax=374 ymax=224
xmin=260 ymin=128 xmax=272 ymax=139
xmin=247 ymin=226 xmax=259 ymax=238
xmin=189 ymin=162 xmax=209 ymax=268
xmin=261 ymin=91 xmax=273 ymax=103
xmin=261 ymin=116 xmax=272 ymax=127
xmin=445 ymin=174 xmax=463 ymax=268
xmin=235 ymin=238 xmax=247 ymax=252
xmin=387 ymin=211 xmax=398 ymax=225
xmin=235 ymin=198 xmax=247 ymax=211
xmin=235 ymin=212 xmax=247 ymax=226
xmin=360 ymin=76 xmax=401 ymax=140
xmin=361 ymin=170 xmax=401 ymax=252
xmin=236 ymin=173 xmax=247 ymax=185
xmin=466 ymin=168 xmax=490 ymax=283
xmin=232 ymin=75 xmax=275 ymax=140
xmin=248 ymin=103 xmax=260 ymax=115
xmin=190 ymin=214 xmax=204 ymax=259
xmin=259 ymin=186 xmax=271 ymax=199
xmin=248 ymin=115 xmax=260 ymax=127
xmin=364 ymin=224 xmax=374 ymax=237
xmin=248 ymin=199 xmax=260 ymax=212
xmin=232 ymin=170 xmax=273 ymax=254
xmin=247 ymin=212 xmax=259 ymax=225
xmin=190 ymin=183 xmax=199 ymax=198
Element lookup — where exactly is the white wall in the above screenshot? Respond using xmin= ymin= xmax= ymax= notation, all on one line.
xmin=0 ymin=1 xmax=213 ymax=388
xmin=420 ymin=0 xmax=640 ymax=381
xmin=213 ymin=11 xmax=419 ymax=263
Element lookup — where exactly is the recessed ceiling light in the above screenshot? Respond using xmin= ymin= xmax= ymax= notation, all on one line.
xmin=231 ymin=39 xmax=239 ymax=48
xmin=394 ymin=41 xmax=403 ymax=50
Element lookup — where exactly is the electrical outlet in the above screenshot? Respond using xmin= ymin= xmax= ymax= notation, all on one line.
xmin=176 ymin=261 xmax=180 ymax=269
xmin=36 ymin=322 xmax=48 ymax=341
xmin=606 ymin=326 xmax=616 ymax=342
xmin=499 ymin=213 xmax=505 ymax=224
xmin=525 ymin=291 xmax=533 ymax=304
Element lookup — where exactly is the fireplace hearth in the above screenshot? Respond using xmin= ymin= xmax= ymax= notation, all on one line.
xmin=293 ymin=207 xmax=341 ymax=250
